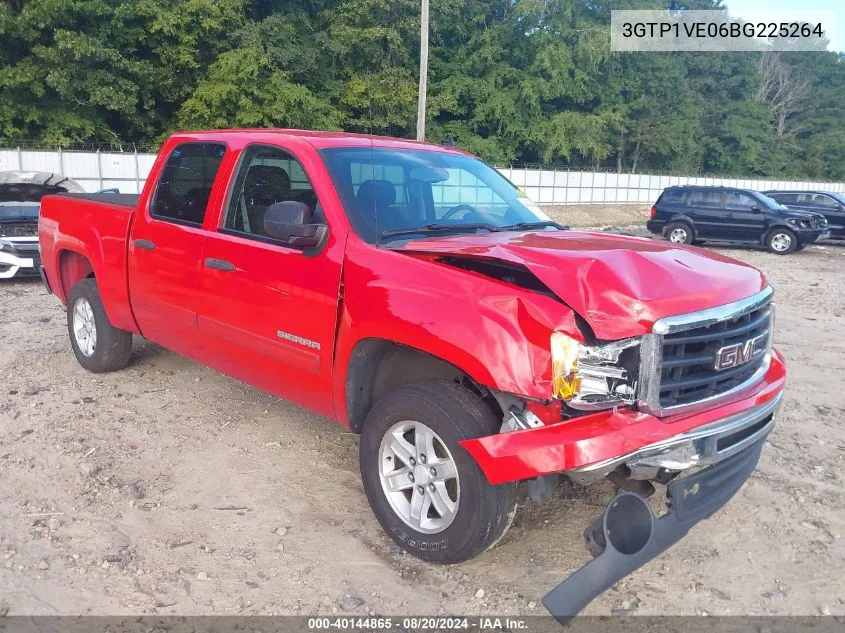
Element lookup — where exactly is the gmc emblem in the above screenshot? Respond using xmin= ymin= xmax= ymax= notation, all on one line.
xmin=714 ymin=334 xmax=767 ymax=371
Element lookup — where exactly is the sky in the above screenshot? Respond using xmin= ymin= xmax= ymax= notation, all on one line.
xmin=725 ymin=0 xmax=842 ymax=51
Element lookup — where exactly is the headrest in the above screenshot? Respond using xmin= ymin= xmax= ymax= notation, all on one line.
xmin=356 ymin=179 xmax=396 ymax=208
xmin=245 ymin=165 xmax=290 ymax=194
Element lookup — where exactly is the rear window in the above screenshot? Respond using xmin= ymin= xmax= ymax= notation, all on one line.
xmin=150 ymin=142 xmax=226 ymax=226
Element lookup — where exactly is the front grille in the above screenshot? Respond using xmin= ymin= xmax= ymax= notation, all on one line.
xmin=9 ymin=241 xmax=38 ymax=252
xmin=0 ymin=222 xmax=37 ymax=237
xmin=637 ymin=289 xmax=774 ymax=417
xmin=658 ymin=299 xmax=772 ymax=409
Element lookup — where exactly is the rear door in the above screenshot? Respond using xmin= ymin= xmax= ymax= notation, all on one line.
xmin=723 ymin=190 xmax=766 ymax=240
xmin=195 ymin=142 xmax=345 ymax=417
xmin=685 ymin=189 xmax=726 ymax=238
xmin=128 ymin=141 xmax=227 ymax=351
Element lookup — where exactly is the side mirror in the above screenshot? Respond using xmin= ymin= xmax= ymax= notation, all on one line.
xmin=264 ymin=201 xmax=326 ymax=248
xmin=750 ymin=205 xmax=762 ymax=212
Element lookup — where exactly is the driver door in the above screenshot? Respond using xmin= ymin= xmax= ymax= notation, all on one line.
xmin=196 ymin=143 xmax=344 ymax=417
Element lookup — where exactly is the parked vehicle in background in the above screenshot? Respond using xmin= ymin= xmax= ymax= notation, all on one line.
xmin=0 ymin=171 xmax=85 ymax=279
xmin=647 ymin=185 xmax=829 ymax=254
xmin=40 ymin=130 xmax=786 ymax=620
xmin=763 ymin=190 xmax=845 ymax=239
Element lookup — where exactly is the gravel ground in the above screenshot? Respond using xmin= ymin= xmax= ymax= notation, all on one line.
xmin=1 ymin=227 xmax=844 ymax=617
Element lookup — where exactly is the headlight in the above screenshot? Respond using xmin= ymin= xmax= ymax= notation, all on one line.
xmin=551 ymin=332 xmax=640 ymax=410
xmin=786 ymin=218 xmax=810 ymax=229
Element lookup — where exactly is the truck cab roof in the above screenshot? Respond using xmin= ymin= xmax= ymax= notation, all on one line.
xmin=171 ymin=129 xmax=472 ymax=155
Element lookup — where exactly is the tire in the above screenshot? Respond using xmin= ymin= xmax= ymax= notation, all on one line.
xmin=359 ymin=379 xmax=517 ymax=564
xmin=665 ymin=221 xmax=694 ymax=245
xmin=765 ymin=227 xmax=797 ymax=254
xmin=67 ymin=278 xmax=133 ymax=372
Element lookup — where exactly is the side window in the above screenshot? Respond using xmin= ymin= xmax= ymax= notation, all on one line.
xmin=223 ymin=145 xmax=322 ymax=239
xmin=725 ymin=192 xmax=757 ymax=211
xmin=151 ymin=143 xmax=226 ymax=225
xmin=660 ymin=189 xmax=687 ymax=205
xmin=811 ymin=194 xmax=838 ymax=209
xmin=772 ymin=193 xmax=797 ymax=205
xmin=688 ymin=190 xmax=721 ymax=208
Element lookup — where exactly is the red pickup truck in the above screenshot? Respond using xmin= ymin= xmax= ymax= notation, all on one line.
xmin=39 ymin=130 xmax=786 ymax=619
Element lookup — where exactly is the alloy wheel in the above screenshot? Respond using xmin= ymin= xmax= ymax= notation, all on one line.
xmin=378 ymin=420 xmax=460 ymax=534
xmin=72 ymin=297 xmax=97 ymax=357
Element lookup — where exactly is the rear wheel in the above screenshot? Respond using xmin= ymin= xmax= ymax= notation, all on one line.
xmin=766 ymin=228 xmax=797 ymax=254
xmin=359 ymin=380 xmax=517 ymax=564
xmin=665 ymin=222 xmax=694 ymax=245
xmin=67 ymin=279 xmax=133 ymax=372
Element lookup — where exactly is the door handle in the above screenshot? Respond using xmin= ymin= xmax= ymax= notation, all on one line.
xmin=134 ymin=239 xmax=156 ymax=250
xmin=204 ymin=258 xmax=235 ymax=272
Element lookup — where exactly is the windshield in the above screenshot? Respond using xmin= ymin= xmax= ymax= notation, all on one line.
xmin=754 ymin=191 xmax=788 ymax=210
xmin=829 ymin=192 xmax=845 ymax=205
xmin=320 ymin=147 xmax=552 ymax=243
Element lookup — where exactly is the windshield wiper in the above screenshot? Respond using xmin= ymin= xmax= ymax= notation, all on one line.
xmin=379 ymin=223 xmax=503 ymax=240
xmin=499 ymin=220 xmax=567 ymax=231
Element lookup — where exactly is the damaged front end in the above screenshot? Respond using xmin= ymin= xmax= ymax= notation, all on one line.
xmin=544 ymin=434 xmax=767 ymax=622
xmin=489 ymin=384 xmax=780 ymax=622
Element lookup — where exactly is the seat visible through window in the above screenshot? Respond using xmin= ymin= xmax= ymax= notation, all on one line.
xmin=223 ymin=145 xmax=324 ymax=242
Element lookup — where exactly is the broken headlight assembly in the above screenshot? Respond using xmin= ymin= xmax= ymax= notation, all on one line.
xmin=785 ymin=217 xmax=812 ymax=230
xmin=551 ymin=332 xmax=640 ymax=411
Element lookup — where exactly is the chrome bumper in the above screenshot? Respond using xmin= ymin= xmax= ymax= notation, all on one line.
xmin=568 ymin=391 xmax=781 ymax=482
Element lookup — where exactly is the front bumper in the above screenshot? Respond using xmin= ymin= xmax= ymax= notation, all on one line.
xmin=795 ymin=227 xmax=828 ymax=244
xmin=0 ymin=239 xmax=40 ymax=279
xmin=543 ymin=436 xmax=766 ymax=621
xmin=460 ymin=348 xmax=786 ymax=485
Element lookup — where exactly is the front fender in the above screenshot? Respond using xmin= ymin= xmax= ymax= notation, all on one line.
xmin=333 ymin=240 xmax=582 ymax=425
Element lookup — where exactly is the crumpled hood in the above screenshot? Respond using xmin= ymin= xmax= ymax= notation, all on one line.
xmin=398 ymin=230 xmax=767 ymax=339
xmin=780 ymin=209 xmax=827 ymax=222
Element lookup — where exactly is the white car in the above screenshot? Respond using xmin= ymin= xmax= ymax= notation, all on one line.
xmin=0 ymin=171 xmax=85 ymax=279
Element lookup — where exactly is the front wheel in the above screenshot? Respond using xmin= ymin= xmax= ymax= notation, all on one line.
xmin=766 ymin=228 xmax=797 ymax=254
xmin=67 ymin=278 xmax=133 ymax=372
xmin=359 ymin=380 xmax=517 ymax=564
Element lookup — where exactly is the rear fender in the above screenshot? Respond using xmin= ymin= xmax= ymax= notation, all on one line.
xmin=49 ymin=222 xmax=139 ymax=333
xmin=667 ymin=214 xmax=696 ymax=234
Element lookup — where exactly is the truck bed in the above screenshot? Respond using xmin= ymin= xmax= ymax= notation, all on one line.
xmin=39 ymin=192 xmax=139 ymax=334
xmin=57 ymin=192 xmax=140 ymax=208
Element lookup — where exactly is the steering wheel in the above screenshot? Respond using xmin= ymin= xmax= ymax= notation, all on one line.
xmin=441 ymin=203 xmax=479 ymax=220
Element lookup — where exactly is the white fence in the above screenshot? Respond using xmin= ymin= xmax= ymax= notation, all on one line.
xmin=2 ymin=148 xmax=845 ymax=203
xmin=499 ymin=167 xmax=845 ymax=205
